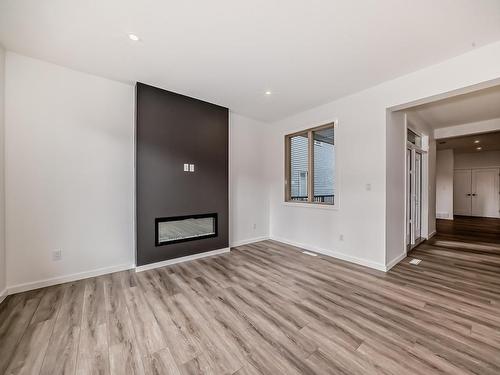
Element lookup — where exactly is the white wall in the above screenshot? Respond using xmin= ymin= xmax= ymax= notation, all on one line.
xmin=428 ymin=142 xmax=437 ymax=232
xmin=436 ymin=150 xmax=454 ymax=220
xmin=230 ymin=113 xmax=269 ymax=246
xmin=2 ymin=52 xmax=271 ymax=292
xmin=267 ymin=96 xmax=388 ymax=271
xmin=5 ymin=53 xmax=135 ymax=290
xmin=266 ymin=40 xmax=500 ymax=271
xmin=385 ymin=110 xmax=407 ymax=264
xmin=454 ymin=150 xmax=500 ymax=169
xmin=0 ymin=45 xmax=6 ymax=299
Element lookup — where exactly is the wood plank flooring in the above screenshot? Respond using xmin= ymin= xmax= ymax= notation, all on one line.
xmin=437 ymin=216 xmax=500 ymax=244
xmin=1 ymin=233 xmax=500 ymax=374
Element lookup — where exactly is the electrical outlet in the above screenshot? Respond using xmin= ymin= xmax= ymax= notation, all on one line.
xmin=52 ymin=250 xmax=62 ymax=261
xmin=339 ymin=234 xmax=344 ymax=241
xmin=252 ymin=223 xmax=257 ymax=230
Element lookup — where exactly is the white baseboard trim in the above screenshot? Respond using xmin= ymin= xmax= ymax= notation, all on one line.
xmin=0 ymin=288 xmax=8 ymax=305
xmin=270 ymin=236 xmax=387 ymax=272
xmin=385 ymin=252 xmax=407 ymax=272
xmin=230 ymin=236 xmax=270 ymax=248
xmin=135 ymin=247 xmax=230 ymax=273
xmin=427 ymin=231 xmax=437 ymax=239
xmin=7 ymin=263 xmax=134 ymax=295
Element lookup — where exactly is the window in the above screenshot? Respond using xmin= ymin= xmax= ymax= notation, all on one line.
xmin=285 ymin=123 xmax=335 ymax=205
xmin=407 ymin=129 xmax=421 ymax=147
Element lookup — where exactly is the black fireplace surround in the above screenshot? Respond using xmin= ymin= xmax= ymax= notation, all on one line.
xmin=135 ymin=83 xmax=229 ymax=266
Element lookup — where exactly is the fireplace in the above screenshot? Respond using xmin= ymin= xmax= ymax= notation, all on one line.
xmin=136 ymin=83 xmax=228 ymax=265
xmin=155 ymin=213 xmax=218 ymax=246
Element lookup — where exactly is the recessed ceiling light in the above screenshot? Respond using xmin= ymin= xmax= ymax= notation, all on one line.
xmin=128 ymin=33 xmax=140 ymax=41
xmin=476 ymin=146 xmax=483 ymax=151
xmin=474 ymin=140 xmax=480 ymax=144
xmin=265 ymin=91 xmax=272 ymax=95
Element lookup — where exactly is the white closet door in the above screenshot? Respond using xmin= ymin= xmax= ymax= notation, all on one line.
xmin=472 ymin=168 xmax=500 ymax=218
xmin=453 ymin=170 xmax=472 ymax=216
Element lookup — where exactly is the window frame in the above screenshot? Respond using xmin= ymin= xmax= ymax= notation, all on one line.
xmin=284 ymin=122 xmax=336 ymax=207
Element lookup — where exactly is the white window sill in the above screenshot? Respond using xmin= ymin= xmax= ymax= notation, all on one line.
xmin=282 ymin=201 xmax=339 ymax=210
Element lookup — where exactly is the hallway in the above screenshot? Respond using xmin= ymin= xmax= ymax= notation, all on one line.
xmin=435 ymin=216 xmax=500 ymax=244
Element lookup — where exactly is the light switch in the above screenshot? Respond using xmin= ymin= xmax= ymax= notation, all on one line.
xmin=183 ymin=163 xmax=189 ymax=172
xmin=189 ymin=164 xmax=195 ymax=172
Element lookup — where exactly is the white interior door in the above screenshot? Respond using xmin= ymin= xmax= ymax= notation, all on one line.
xmin=414 ymin=152 xmax=422 ymax=240
xmin=472 ymin=168 xmax=500 ymax=218
xmin=406 ymin=148 xmax=412 ymax=246
xmin=406 ymin=148 xmax=424 ymax=250
xmin=454 ymin=170 xmax=472 ymax=216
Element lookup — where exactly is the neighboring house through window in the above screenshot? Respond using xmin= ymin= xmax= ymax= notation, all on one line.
xmin=285 ymin=123 xmax=335 ymax=205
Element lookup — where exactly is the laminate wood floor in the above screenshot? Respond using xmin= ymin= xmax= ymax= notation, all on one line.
xmin=436 ymin=216 xmax=500 ymax=244
xmin=1 ymin=236 xmax=500 ymax=374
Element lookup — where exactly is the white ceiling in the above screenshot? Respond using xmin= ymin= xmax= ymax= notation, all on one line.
xmin=1 ymin=0 xmax=500 ymax=122
xmin=437 ymin=131 xmax=500 ymax=152
xmin=408 ymin=84 xmax=500 ymax=129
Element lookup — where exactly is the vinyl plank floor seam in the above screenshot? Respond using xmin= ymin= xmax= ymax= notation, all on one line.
xmin=37 ymin=289 xmax=65 ymax=375
xmin=1 ymin=291 xmax=46 ymax=374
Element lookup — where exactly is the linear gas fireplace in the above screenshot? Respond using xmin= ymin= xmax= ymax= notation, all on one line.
xmin=155 ymin=213 xmax=218 ymax=246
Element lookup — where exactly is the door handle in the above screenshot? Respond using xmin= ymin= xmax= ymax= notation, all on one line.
xmin=472 ymin=193 xmax=477 ymax=197
xmin=467 ymin=194 xmax=471 ymax=196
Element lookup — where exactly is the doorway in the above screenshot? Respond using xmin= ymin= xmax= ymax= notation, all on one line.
xmin=406 ymin=129 xmax=425 ymax=250
xmin=387 ymin=80 xmax=500 ymax=269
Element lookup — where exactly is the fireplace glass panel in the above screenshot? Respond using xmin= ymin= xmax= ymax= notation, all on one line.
xmin=156 ymin=214 xmax=217 ymax=245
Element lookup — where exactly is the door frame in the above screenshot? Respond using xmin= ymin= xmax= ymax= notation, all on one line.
xmin=405 ymin=124 xmax=428 ymax=252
